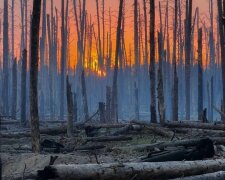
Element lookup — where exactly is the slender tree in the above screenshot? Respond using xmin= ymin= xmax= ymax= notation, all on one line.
xmin=66 ymin=75 xmax=74 ymax=137
xmin=81 ymin=69 xmax=89 ymax=121
xmin=30 ymin=0 xmax=42 ymax=153
xmin=172 ymin=0 xmax=178 ymax=121
xmin=149 ymin=0 xmax=157 ymax=123
xmin=217 ymin=0 xmax=225 ymax=122
xmin=11 ymin=58 xmax=17 ymax=119
xmin=185 ymin=0 xmax=192 ymax=120
xmin=60 ymin=0 xmax=65 ymax=120
xmin=198 ymin=28 xmax=203 ymax=121
xmin=21 ymin=49 xmax=27 ymax=126
xmin=3 ymin=0 xmax=9 ymax=115
xmin=111 ymin=0 xmax=124 ymax=122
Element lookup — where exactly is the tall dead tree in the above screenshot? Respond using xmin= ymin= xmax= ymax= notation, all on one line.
xmin=81 ymin=69 xmax=89 ymax=121
xmin=21 ymin=49 xmax=27 ymax=126
xmin=60 ymin=0 xmax=65 ymax=120
xmin=111 ymin=0 xmax=124 ymax=123
xmin=39 ymin=0 xmax=46 ymax=120
xmin=172 ymin=0 xmax=178 ymax=121
xmin=11 ymin=58 xmax=17 ymax=119
xmin=149 ymin=0 xmax=157 ymax=123
xmin=96 ymin=0 xmax=103 ymax=68
xmin=134 ymin=82 xmax=139 ymax=120
xmin=143 ymin=0 xmax=148 ymax=67
xmin=66 ymin=75 xmax=74 ymax=137
xmin=185 ymin=0 xmax=192 ymax=120
xmin=198 ymin=28 xmax=203 ymax=121
xmin=30 ymin=0 xmax=42 ymax=153
xmin=134 ymin=0 xmax=139 ymax=82
xmin=11 ymin=0 xmax=16 ymax=118
xmin=217 ymin=0 xmax=225 ymax=123
xmin=157 ymin=31 xmax=165 ymax=124
xmin=3 ymin=0 xmax=9 ymax=115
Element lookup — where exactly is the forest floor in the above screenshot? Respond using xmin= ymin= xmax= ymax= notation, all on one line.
xmin=1 ymin=119 xmax=225 ymax=179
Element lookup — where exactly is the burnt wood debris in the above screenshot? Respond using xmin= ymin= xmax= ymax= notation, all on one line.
xmin=1 ymin=0 xmax=225 ymax=179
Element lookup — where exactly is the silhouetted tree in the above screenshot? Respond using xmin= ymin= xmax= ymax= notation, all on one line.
xmin=30 ymin=0 xmax=42 ymax=153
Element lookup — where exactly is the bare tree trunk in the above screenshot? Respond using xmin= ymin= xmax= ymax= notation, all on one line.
xmin=39 ymin=0 xmax=46 ymax=120
xmin=11 ymin=58 xmax=17 ymax=119
xmin=134 ymin=0 xmax=139 ymax=83
xmin=106 ymin=86 xmax=111 ymax=122
xmin=217 ymin=0 xmax=225 ymax=123
xmin=3 ymin=0 xmax=9 ymax=115
xmin=47 ymin=14 xmax=54 ymax=119
xmin=73 ymin=92 xmax=77 ymax=122
xmin=134 ymin=82 xmax=139 ymax=120
xmin=172 ymin=0 xmax=178 ymax=121
xmin=11 ymin=0 xmax=16 ymax=118
xmin=185 ymin=0 xmax=192 ymax=120
xmin=30 ymin=0 xmax=42 ymax=153
xmin=66 ymin=75 xmax=74 ymax=137
xmin=143 ymin=0 xmax=148 ymax=68
xmin=111 ymin=0 xmax=123 ymax=123
xmin=149 ymin=0 xmax=157 ymax=123
xmin=21 ymin=49 xmax=27 ymax=126
xmin=81 ymin=69 xmax=89 ymax=121
xmin=198 ymin=28 xmax=203 ymax=120
xmin=157 ymin=32 xmax=165 ymax=124
xmin=60 ymin=0 xmax=65 ymax=120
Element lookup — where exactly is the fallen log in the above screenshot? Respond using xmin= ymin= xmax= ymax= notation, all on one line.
xmin=0 ymin=126 xmax=77 ymax=138
xmin=37 ymin=159 xmax=225 ymax=180
xmin=174 ymin=171 xmax=225 ymax=180
xmin=85 ymin=135 xmax=132 ymax=142
xmin=142 ymin=138 xmax=214 ymax=162
xmin=164 ymin=121 xmax=225 ymax=131
xmin=118 ymin=137 xmax=225 ymax=152
xmin=130 ymin=120 xmax=173 ymax=137
xmin=84 ymin=123 xmax=127 ymax=129
xmin=74 ymin=145 xmax=106 ymax=151
xmin=171 ymin=128 xmax=225 ymax=137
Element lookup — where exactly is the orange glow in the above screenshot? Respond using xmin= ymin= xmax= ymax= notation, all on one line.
xmin=0 ymin=0 xmax=219 ymax=74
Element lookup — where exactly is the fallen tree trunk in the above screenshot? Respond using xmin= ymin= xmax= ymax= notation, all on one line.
xmin=84 ymin=123 xmax=127 ymax=129
xmin=37 ymin=159 xmax=225 ymax=180
xmin=164 ymin=121 xmax=225 ymax=131
xmin=119 ymin=137 xmax=225 ymax=152
xmin=85 ymin=135 xmax=132 ymax=142
xmin=171 ymin=128 xmax=225 ymax=137
xmin=0 ymin=127 xmax=76 ymax=138
xmin=174 ymin=171 xmax=225 ymax=180
xmin=130 ymin=120 xmax=173 ymax=137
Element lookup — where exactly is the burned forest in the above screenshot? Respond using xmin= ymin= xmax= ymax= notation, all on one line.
xmin=1 ymin=0 xmax=225 ymax=179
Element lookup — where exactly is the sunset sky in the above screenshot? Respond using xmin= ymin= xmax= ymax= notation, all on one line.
xmin=0 ymin=0 xmax=219 ymax=70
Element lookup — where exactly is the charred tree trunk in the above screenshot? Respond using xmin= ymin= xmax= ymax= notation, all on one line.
xmin=172 ymin=0 xmax=178 ymax=121
xmin=11 ymin=58 xmax=17 ymax=119
xmin=21 ymin=49 xmax=27 ymax=126
xmin=157 ymin=32 xmax=165 ymax=124
xmin=60 ymin=0 xmax=65 ymax=120
xmin=3 ymin=0 xmax=9 ymax=115
xmin=149 ymin=0 xmax=157 ymax=123
xmin=143 ymin=0 xmax=148 ymax=68
xmin=30 ymin=0 xmax=42 ymax=153
xmin=185 ymin=0 xmax=192 ymax=120
xmin=217 ymin=0 xmax=225 ymax=123
xmin=106 ymin=86 xmax=111 ymax=123
xmin=73 ymin=92 xmax=77 ymax=123
xmin=39 ymin=0 xmax=46 ymax=120
xmin=66 ymin=76 xmax=74 ymax=137
xmin=111 ymin=0 xmax=123 ymax=123
xmin=134 ymin=82 xmax=139 ymax=120
xmin=198 ymin=28 xmax=203 ymax=121
xmin=81 ymin=69 xmax=89 ymax=121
